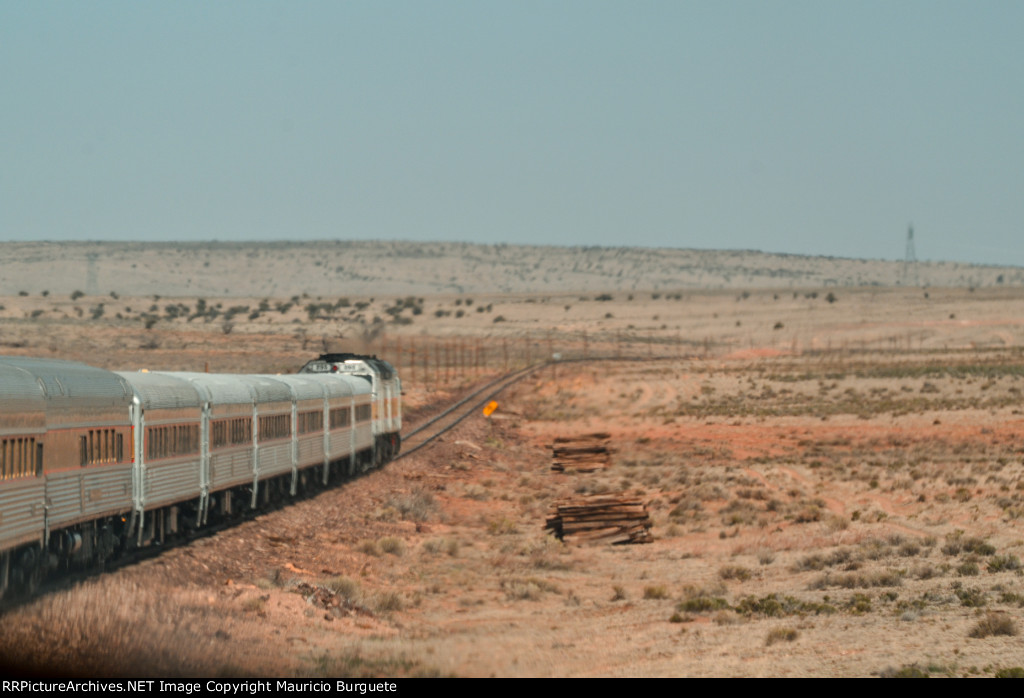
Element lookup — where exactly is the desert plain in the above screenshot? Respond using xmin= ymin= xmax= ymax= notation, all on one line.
xmin=2 ymin=241 xmax=1024 ymax=677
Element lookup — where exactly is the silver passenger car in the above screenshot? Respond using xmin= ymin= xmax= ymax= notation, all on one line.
xmin=0 ymin=361 xmax=50 ymax=554
xmin=0 ymin=357 xmax=134 ymax=589
xmin=1 ymin=356 xmax=398 ymax=598
xmin=116 ymin=371 xmax=204 ymax=543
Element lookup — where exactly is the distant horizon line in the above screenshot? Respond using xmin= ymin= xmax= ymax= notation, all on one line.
xmin=2 ymin=238 xmax=1019 ymax=270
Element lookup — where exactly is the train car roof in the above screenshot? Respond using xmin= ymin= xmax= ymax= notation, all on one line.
xmin=329 ymin=372 xmax=373 ymax=396
xmin=116 ymin=371 xmax=203 ymax=410
xmin=231 ymin=374 xmax=292 ymax=403
xmin=0 ymin=356 xmax=133 ymax=418
xmin=268 ymin=374 xmax=328 ymax=401
xmin=0 ymin=360 xmax=47 ymax=429
xmin=161 ymin=371 xmax=258 ymax=405
xmin=272 ymin=373 xmax=368 ymax=399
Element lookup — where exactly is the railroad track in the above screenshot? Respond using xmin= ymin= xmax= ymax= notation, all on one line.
xmin=397 ymin=362 xmax=549 ymax=459
xmin=396 ymin=353 xmax=687 ymax=459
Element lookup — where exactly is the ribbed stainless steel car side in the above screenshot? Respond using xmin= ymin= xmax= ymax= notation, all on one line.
xmin=0 ymin=362 xmax=48 ymax=550
xmin=116 ymin=371 xmax=204 ymax=517
xmin=1 ymin=358 xmax=134 ymax=538
xmin=169 ymin=372 xmax=256 ymax=495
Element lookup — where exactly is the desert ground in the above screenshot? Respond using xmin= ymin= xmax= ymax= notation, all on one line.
xmin=2 ymin=242 xmax=1024 ymax=677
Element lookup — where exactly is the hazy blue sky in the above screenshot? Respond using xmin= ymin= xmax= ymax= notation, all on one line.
xmin=3 ymin=2 xmax=1022 ymax=266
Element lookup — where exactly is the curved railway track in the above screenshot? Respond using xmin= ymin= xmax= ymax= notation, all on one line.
xmin=396 ymin=353 xmax=684 ymax=459
xmin=397 ymin=362 xmax=548 ymax=459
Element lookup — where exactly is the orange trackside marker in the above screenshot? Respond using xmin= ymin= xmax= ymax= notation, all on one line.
xmin=483 ymin=401 xmax=498 ymax=417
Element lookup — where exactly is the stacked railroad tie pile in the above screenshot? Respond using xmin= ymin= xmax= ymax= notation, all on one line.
xmin=550 ymin=432 xmax=612 ymax=472
xmin=546 ymin=495 xmax=653 ymax=545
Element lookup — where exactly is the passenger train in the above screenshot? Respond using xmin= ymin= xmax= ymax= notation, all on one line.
xmin=0 ymin=353 xmax=401 ymax=598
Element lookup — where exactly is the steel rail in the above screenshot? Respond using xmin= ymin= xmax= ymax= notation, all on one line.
xmin=401 ymin=363 xmax=542 ymax=440
xmin=396 ymin=362 xmax=549 ymax=459
xmin=396 ymin=353 xmax=687 ymax=460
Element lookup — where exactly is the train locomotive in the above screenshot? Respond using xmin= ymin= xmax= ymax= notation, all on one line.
xmin=0 ymin=353 xmax=401 ymax=598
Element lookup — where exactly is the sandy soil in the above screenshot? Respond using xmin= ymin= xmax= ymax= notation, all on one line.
xmin=2 ymin=283 xmax=1024 ymax=677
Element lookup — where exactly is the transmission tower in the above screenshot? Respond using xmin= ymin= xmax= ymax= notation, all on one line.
xmin=902 ymin=224 xmax=917 ymax=286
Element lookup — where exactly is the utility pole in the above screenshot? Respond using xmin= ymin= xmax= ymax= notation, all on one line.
xmin=903 ymin=224 xmax=917 ymax=286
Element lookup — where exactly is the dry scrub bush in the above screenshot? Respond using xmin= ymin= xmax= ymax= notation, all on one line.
xmin=378 ymin=536 xmax=405 ymax=556
xmin=765 ymin=627 xmax=799 ymax=646
xmin=384 ymin=489 xmax=438 ymax=522
xmin=324 ymin=576 xmax=362 ymax=602
xmin=878 ymin=664 xmax=930 ymax=678
xmin=677 ymin=584 xmax=730 ymax=613
xmin=502 ymin=577 xmax=559 ymax=601
xmin=809 ymin=569 xmax=903 ymax=590
xmin=2 ymin=580 xmax=264 ymax=676
xmin=643 ymin=585 xmax=670 ymax=600
xmin=993 ymin=667 xmax=1024 ymax=678
xmin=793 ymin=549 xmax=853 ymax=572
xmin=719 ymin=565 xmax=753 ymax=581
xmin=987 ymin=554 xmax=1021 ymax=573
xmin=373 ymin=591 xmax=405 ymax=613
xmin=942 ymin=531 xmax=996 ymax=556
xmin=969 ymin=612 xmax=1017 ymax=638
xmin=487 ymin=517 xmax=518 ymax=535
xmin=358 ymin=540 xmax=381 ymax=557
xmin=522 ymin=536 xmax=572 ymax=570
xmin=422 ymin=538 xmax=460 ymax=557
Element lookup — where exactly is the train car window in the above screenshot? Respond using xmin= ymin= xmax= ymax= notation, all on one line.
xmin=356 ymin=404 xmax=372 ymax=423
xmin=234 ymin=417 xmax=251 ymax=445
xmin=2 ymin=438 xmax=21 ymax=478
xmin=146 ymin=424 xmax=200 ymax=460
xmin=297 ymin=411 xmax=323 ymax=434
xmin=79 ymin=429 xmax=124 ymax=466
xmin=0 ymin=437 xmax=37 ymax=479
xmin=329 ymin=407 xmax=351 ymax=429
xmin=212 ymin=418 xmax=252 ymax=448
xmin=258 ymin=414 xmax=291 ymax=442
